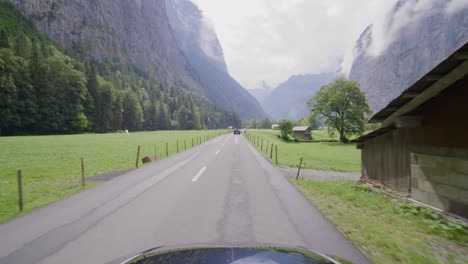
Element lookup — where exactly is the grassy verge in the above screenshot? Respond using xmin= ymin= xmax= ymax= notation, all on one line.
xmin=0 ymin=130 xmax=226 ymax=223
xmin=245 ymin=129 xmax=360 ymax=172
xmin=291 ymin=179 xmax=468 ymax=264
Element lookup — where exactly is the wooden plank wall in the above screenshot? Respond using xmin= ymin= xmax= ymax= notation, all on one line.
xmin=362 ymin=129 xmax=411 ymax=192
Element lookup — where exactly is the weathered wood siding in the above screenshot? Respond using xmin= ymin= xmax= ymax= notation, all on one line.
xmin=362 ymin=129 xmax=411 ymax=192
xmin=410 ymin=147 xmax=468 ymax=218
xmin=361 ymin=78 xmax=468 ymax=215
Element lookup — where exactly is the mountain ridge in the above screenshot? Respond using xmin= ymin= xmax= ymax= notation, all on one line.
xmin=349 ymin=0 xmax=468 ymax=113
xmin=258 ymin=73 xmax=335 ymax=120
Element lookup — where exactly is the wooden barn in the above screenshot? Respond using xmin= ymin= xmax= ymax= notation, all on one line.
xmin=352 ymin=43 xmax=468 ymax=218
xmin=293 ymin=126 xmax=312 ymax=141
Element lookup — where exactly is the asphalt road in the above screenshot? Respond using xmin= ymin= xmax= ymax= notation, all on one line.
xmin=0 ymin=134 xmax=370 ymax=264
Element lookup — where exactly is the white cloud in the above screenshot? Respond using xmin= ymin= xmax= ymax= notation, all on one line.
xmin=192 ymin=0 xmax=396 ymax=88
xmin=446 ymin=0 xmax=468 ymax=14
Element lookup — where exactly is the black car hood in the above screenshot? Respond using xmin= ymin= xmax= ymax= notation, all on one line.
xmin=120 ymin=245 xmax=345 ymax=264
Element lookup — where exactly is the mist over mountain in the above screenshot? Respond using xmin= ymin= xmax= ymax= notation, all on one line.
xmin=248 ymin=81 xmax=272 ymax=104
xmin=349 ymin=0 xmax=468 ymax=113
xmin=165 ymin=0 xmax=266 ymax=119
xmin=260 ymin=73 xmax=335 ymax=120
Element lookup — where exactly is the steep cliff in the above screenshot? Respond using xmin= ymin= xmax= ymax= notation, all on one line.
xmin=349 ymin=0 xmax=468 ymax=112
xmin=262 ymin=73 xmax=335 ymax=120
xmin=11 ymin=0 xmax=203 ymax=92
xmin=165 ymin=0 xmax=266 ymax=119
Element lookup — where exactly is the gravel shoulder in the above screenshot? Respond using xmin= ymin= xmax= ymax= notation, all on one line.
xmin=280 ymin=168 xmax=360 ymax=181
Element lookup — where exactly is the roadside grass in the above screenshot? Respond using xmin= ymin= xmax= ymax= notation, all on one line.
xmin=245 ymin=129 xmax=360 ymax=172
xmin=291 ymin=179 xmax=468 ymax=264
xmin=0 ymin=130 xmax=226 ymax=223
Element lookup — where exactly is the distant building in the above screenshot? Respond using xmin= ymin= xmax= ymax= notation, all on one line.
xmin=293 ymin=126 xmax=312 ymax=141
xmin=272 ymin=124 xmax=280 ymax=130
xmin=352 ymin=43 xmax=468 ymax=218
xmin=228 ymin=126 xmax=233 ymax=129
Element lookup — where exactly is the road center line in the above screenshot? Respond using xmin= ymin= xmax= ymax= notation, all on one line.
xmin=215 ymin=150 xmax=220 ymax=155
xmin=192 ymin=166 xmax=207 ymax=182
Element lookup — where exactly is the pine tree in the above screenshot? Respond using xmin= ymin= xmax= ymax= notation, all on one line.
xmin=123 ymin=90 xmax=143 ymax=131
xmin=0 ymin=29 xmax=10 ymax=49
xmin=113 ymin=92 xmax=123 ymax=131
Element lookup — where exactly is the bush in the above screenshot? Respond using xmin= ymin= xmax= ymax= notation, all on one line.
xmin=279 ymin=120 xmax=293 ymax=140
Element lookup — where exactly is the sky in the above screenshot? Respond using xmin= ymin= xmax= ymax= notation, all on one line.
xmin=192 ymin=0 xmax=397 ymax=89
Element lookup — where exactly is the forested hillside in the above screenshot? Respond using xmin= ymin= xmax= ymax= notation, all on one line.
xmin=0 ymin=1 xmax=241 ymax=136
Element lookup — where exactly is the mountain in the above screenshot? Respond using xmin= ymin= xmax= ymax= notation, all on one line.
xmin=0 ymin=0 xmax=242 ymax=135
xmin=248 ymin=81 xmax=272 ymax=104
xmin=349 ymin=0 xmax=468 ymax=113
xmin=10 ymin=0 xmax=203 ymax=92
xmin=262 ymin=73 xmax=335 ymax=120
xmin=165 ymin=0 xmax=266 ymax=119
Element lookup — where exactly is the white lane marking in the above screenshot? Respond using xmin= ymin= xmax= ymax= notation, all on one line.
xmin=215 ymin=150 xmax=220 ymax=155
xmin=235 ymin=137 xmax=239 ymax=144
xmin=192 ymin=166 xmax=207 ymax=182
xmin=222 ymin=143 xmax=225 ymax=147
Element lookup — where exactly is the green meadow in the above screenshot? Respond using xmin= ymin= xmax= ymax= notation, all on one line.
xmin=245 ymin=129 xmax=361 ymax=172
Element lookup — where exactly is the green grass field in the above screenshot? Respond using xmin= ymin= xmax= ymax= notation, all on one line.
xmin=245 ymin=129 xmax=361 ymax=172
xmin=292 ymin=179 xmax=468 ymax=264
xmin=0 ymin=130 xmax=226 ymax=223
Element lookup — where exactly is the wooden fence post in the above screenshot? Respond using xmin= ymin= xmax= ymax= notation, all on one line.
xmin=17 ymin=170 xmax=23 ymax=212
xmin=184 ymin=140 xmax=187 ymax=150
xmin=270 ymin=143 xmax=273 ymax=159
xmin=261 ymin=139 xmax=263 ymax=151
xmin=81 ymin=158 xmax=85 ymax=187
xmin=296 ymin=157 xmax=304 ymax=180
xmin=177 ymin=140 xmax=179 ymax=153
xmin=266 ymin=142 xmax=269 ymax=154
xmin=275 ymin=145 xmax=278 ymax=165
xmin=136 ymin=145 xmax=141 ymax=168
xmin=192 ymin=138 xmax=194 ymax=147
xmin=166 ymin=142 xmax=169 ymax=157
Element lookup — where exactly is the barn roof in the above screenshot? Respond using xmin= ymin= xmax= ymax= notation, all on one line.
xmin=293 ymin=126 xmax=311 ymax=132
xmin=352 ymin=42 xmax=468 ymax=143
xmin=369 ymin=42 xmax=468 ymax=126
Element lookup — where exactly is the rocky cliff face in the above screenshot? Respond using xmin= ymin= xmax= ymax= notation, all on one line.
xmin=349 ymin=0 xmax=468 ymax=112
xmin=165 ymin=0 xmax=266 ymax=119
xmin=262 ymin=73 xmax=335 ymax=120
xmin=11 ymin=0 xmax=204 ymax=91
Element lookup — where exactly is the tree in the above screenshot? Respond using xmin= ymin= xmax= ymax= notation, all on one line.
xmin=175 ymin=106 xmax=192 ymax=130
xmin=308 ymin=78 xmax=371 ymax=143
xmin=95 ymin=82 xmax=116 ymax=132
xmin=0 ymin=29 xmax=10 ymax=49
xmin=0 ymin=72 xmax=17 ymax=135
xmin=44 ymin=56 xmax=87 ymax=133
xmin=112 ymin=92 xmax=123 ymax=131
xmin=278 ymin=120 xmax=293 ymax=140
xmin=248 ymin=120 xmax=258 ymax=129
xmin=122 ymin=89 xmax=143 ymax=131
xmin=261 ymin=118 xmax=272 ymax=129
